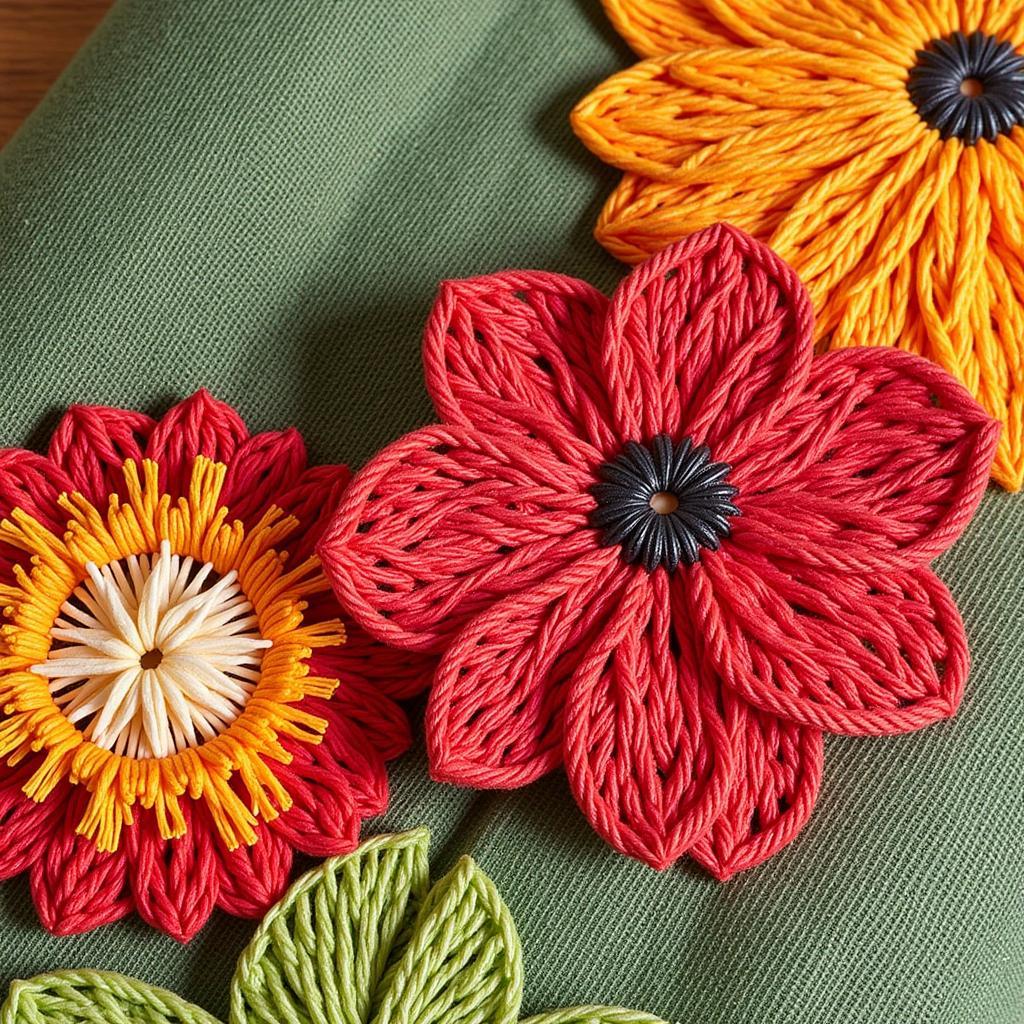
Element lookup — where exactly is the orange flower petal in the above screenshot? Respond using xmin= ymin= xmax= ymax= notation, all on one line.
xmin=901 ymin=140 xmax=1024 ymax=490
xmin=601 ymin=0 xmax=738 ymax=57
xmin=771 ymin=133 xmax=944 ymax=322
xmin=596 ymin=172 xmax=820 ymax=266
xmin=700 ymin=0 xmax=943 ymax=64
xmin=572 ymin=48 xmax=912 ymax=183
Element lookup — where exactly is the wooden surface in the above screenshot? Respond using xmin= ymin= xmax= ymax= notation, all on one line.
xmin=0 ymin=0 xmax=112 ymax=147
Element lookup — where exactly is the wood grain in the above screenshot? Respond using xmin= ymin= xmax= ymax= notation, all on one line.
xmin=0 ymin=0 xmax=112 ymax=147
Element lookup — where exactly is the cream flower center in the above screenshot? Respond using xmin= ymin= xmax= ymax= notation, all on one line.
xmin=31 ymin=539 xmax=271 ymax=759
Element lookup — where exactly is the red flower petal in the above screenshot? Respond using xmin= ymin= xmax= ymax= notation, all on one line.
xmin=283 ymin=691 xmax=404 ymax=814
xmin=311 ymin=619 xmax=435 ymax=701
xmin=214 ymin=822 xmax=293 ymax=919
xmin=275 ymin=462 xmax=352 ymax=562
xmin=319 ymin=422 xmax=599 ymax=653
xmin=601 ymin=223 xmax=813 ymax=455
xmin=564 ymin=571 xmax=734 ymax=869
xmin=48 ymin=403 xmax=155 ymax=504
xmin=30 ymin=793 xmax=133 ymax=935
xmin=145 ymin=390 xmax=248 ymax=496
xmin=423 ymin=271 xmax=618 ymax=452
xmin=427 ymin=547 xmax=628 ymax=788
xmin=0 ymin=764 xmax=66 ymax=881
xmin=699 ymin=549 xmax=968 ymax=735
xmin=692 ymin=699 xmax=824 ymax=880
xmin=0 ymin=449 xmax=75 ymax=572
xmin=316 ymin=680 xmax=412 ymax=765
xmin=732 ymin=347 xmax=999 ymax=571
xmin=124 ymin=802 xmax=219 ymax=942
xmin=220 ymin=428 xmax=307 ymax=528
xmin=269 ymin=745 xmax=363 ymax=857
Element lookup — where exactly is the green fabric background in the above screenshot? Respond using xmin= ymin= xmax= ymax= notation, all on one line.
xmin=0 ymin=2 xmax=1023 ymax=1021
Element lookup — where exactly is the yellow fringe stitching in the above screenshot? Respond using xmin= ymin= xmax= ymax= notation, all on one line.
xmin=0 ymin=457 xmax=344 ymax=852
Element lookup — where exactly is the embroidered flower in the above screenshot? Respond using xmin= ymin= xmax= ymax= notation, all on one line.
xmin=0 ymin=391 xmax=428 ymax=940
xmin=0 ymin=829 xmax=666 ymax=1024
xmin=571 ymin=0 xmax=1024 ymax=490
xmin=320 ymin=225 xmax=998 ymax=878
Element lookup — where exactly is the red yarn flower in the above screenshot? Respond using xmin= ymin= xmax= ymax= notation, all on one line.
xmin=0 ymin=391 xmax=427 ymax=939
xmin=321 ymin=224 xmax=999 ymax=878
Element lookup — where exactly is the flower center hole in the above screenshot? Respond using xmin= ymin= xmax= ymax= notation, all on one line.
xmin=649 ymin=491 xmax=680 ymax=515
xmin=960 ymin=76 xmax=984 ymax=97
xmin=139 ymin=648 xmax=164 ymax=670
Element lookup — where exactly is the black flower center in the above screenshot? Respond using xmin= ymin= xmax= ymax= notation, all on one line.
xmin=907 ymin=30 xmax=1024 ymax=145
xmin=590 ymin=434 xmax=739 ymax=573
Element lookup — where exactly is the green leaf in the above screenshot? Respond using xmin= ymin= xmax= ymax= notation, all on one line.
xmin=1 ymin=971 xmax=222 ymax=1024
xmin=2 ymin=837 xmax=666 ymax=1024
xmin=371 ymin=856 xmax=523 ymax=1024
xmin=229 ymin=828 xmax=431 ymax=1024
xmin=521 ymin=1009 xmax=669 ymax=1024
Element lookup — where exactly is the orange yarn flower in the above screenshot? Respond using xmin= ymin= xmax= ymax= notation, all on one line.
xmin=572 ymin=0 xmax=1024 ymax=490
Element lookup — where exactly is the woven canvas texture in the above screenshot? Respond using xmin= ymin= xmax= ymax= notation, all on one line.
xmin=0 ymin=2 xmax=1022 ymax=1022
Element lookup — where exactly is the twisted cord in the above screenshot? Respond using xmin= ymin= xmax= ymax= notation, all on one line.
xmin=230 ymin=829 xmax=430 ymax=1024
xmin=1 ymin=971 xmax=220 ymax=1024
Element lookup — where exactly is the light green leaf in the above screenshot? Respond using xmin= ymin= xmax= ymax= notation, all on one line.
xmin=1 ymin=971 xmax=222 ymax=1024
xmin=229 ymin=828 xmax=431 ymax=1024
xmin=2 ymin=835 xmax=666 ymax=1024
xmin=371 ymin=856 xmax=523 ymax=1024
xmin=521 ymin=1009 xmax=669 ymax=1024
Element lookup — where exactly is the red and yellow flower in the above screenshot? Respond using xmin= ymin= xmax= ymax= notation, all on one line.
xmin=0 ymin=391 xmax=426 ymax=940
